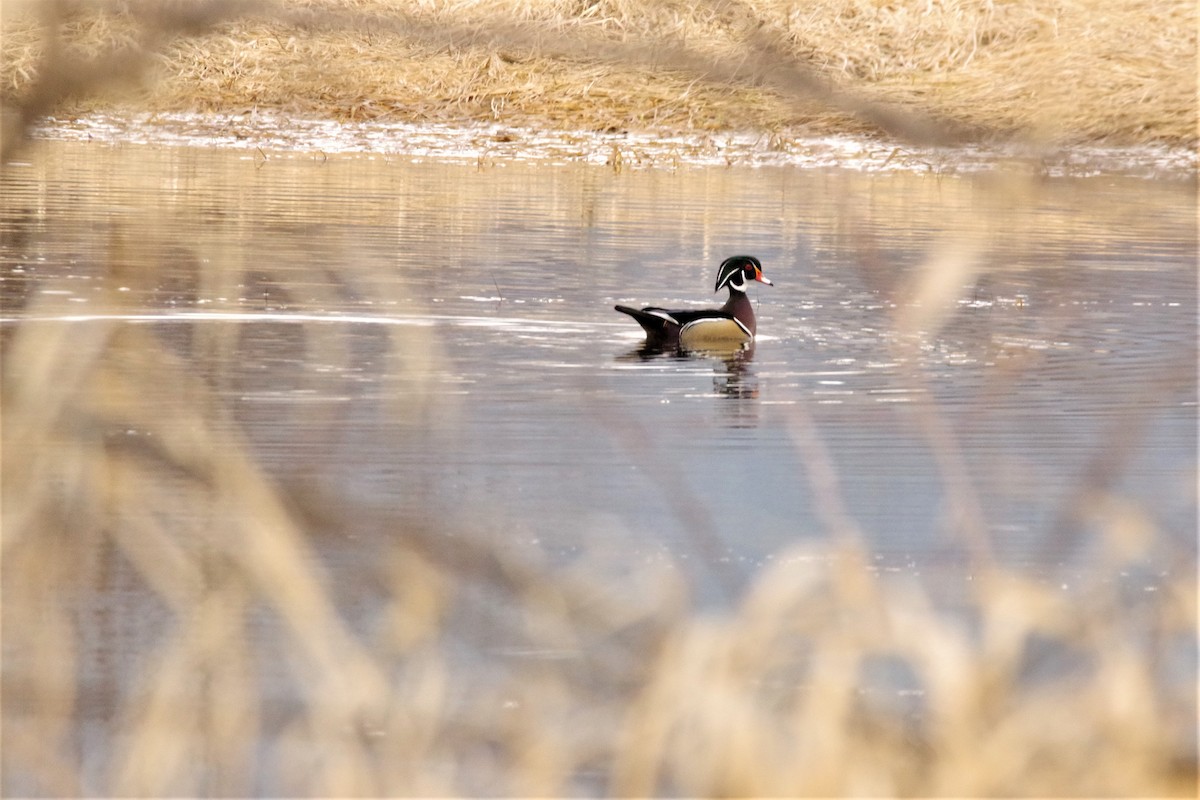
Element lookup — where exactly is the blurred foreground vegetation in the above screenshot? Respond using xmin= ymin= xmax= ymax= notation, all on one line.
xmin=3 ymin=249 xmax=1195 ymax=793
xmin=1 ymin=0 xmax=1197 ymax=796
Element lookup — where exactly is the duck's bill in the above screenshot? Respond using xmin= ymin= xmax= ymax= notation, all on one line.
xmin=756 ymin=274 xmax=774 ymax=286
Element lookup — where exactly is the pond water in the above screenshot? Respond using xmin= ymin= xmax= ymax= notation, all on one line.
xmin=4 ymin=141 xmax=1194 ymax=573
xmin=1 ymin=139 xmax=1196 ymax=791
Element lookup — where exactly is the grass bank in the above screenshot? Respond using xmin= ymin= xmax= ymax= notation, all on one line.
xmin=2 ymin=0 xmax=1196 ymax=150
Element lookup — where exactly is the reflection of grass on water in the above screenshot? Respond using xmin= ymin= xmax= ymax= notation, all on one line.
xmin=2 ymin=2 xmax=1198 ymax=796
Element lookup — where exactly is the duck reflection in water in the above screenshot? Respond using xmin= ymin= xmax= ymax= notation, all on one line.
xmin=619 ymin=341 xmax=760 ymax=400
xmin=709 ymin=344 xmax=759 ymax=400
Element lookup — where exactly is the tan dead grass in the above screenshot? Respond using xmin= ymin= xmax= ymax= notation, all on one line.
xmin=1 ymin=2 xmax=1197 ymax=795
xmin=1 ymin=0 xmax=1195 ymax=146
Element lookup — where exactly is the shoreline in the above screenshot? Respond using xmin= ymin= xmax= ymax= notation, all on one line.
xmin=24 ymin=110 xmax=1200 ymax=180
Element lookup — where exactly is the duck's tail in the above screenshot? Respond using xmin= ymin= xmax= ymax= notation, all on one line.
xmin=615 ymin=305 xmax=677 ymax=338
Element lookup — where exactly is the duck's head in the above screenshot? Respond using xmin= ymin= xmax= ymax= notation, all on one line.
xmin=715 ymin=255 xmax=772 ymax=293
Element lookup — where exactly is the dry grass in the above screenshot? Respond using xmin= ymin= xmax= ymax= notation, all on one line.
xmin=1 ymin=1 xmax=1197 ymax=796
xmin=1 ymin=0 xmax=1196 ymax=148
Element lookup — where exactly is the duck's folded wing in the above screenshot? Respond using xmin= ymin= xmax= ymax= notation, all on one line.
xmin=614 ymin=305 xmax=679 ymax=335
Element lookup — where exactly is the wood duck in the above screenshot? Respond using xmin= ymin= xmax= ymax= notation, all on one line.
xmin=615 ymin=255 xmax=772 ymax=350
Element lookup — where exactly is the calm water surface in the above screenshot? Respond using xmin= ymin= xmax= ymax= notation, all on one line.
xmin=5 ymin=142 xmax=1194 ymax=570
xmin=1 ymin=141 xmax=1195 ymax=787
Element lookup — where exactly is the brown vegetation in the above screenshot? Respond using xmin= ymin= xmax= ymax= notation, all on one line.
xmin=1 ymin=1 xmax=1197 ymax=796
xmin=2 ymin=0 xmax=1196 ymax=148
